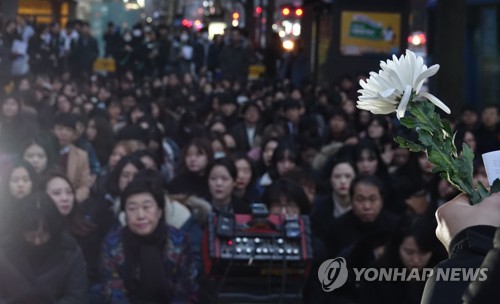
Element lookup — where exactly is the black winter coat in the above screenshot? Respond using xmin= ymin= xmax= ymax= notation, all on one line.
xmin=422 ymin=225 xmax=496 ymax=304
xmin=0 ymin=233 xmax=87 ymax=303
xmin=463 ymin=226 xmax=500 ymax=303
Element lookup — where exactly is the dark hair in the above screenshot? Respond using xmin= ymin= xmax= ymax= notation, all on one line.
xmin=324 ymin=158 xmax=357 ymax=193
xmin=4 ymin=160 xmax=38 ymax=197
xmin=262 ymin=178 xmax=311 ymax=214
xmin=132 ymin=169 xmax=168 ymax=190
xmin=53 ymin=113 xmax=78 ymax=130
xmin=233 ymin=153 xmax=257 ymax=186
xmin=271 ymin=140 xmax=299 ymax=165
xmin=21 ymin=134 xmax=58 ymax=174
xmin=208 ymin=116 xmax=228 ymax=133
xmin=261 ymin=124 xmax=285 ymax=144
xmin=107 ymin=155 xmax=145 ymax=197
xmin=482 ymin=104 xmax=499 ymax=113
xmin=0 ymin=92 xmax=21 ymax=109
xmin=240 ymin=101 xmax=260 ymax=115
xmin=454 ymin=128 xmax=476 ymax=153
xmin=366 ymin=116 xmax=389 ymax=137
xmin=283 ymin=99 xmax=301 ymax=111
xmin=380 ymin=215 xmax=445 ymax=268
xmin=132 ymin=149 xmax=161 ymax=170
xmin=117 ymin=124 xmax=149 ymax=145
xmin=298 ymin=115 xmax=322 ymax=138
xmin=127 ymin=103 xmax=151 ymax=124
xmin=353 ymin=139 xmax=389 ymax=178
xmin=178 ymin=137 xmax=213 ymax=175
xmin=349 ymin=175 xmax=385 ymax=201
xmin=327 ymin=106 xmax=349 ymax=122
xmin=283 ymin=167 xmax=321 ymax=195
xmin=269 ymin=140 xmax=300 ymax=180
xmin=219 ymin=93 xmax=237 ymax=106
xmin=55 ymin=93 xmax=73 ymax=110
xmin=460 ymin=105 xmax=478 ymax=115
xmin=12 ymin=192 xmax=65 ymax=237
xmin=120 ymin=175 xmax=166 ymax=211
xmin=40 ymin=169 xmax=74 ymax=192
xmin=39 ymin=170 xmax=77 ymax=217
xmin=208 ymin=157 xmax=238 ymax=181
xmin=87 ymin=115 xmax=115 ymax=166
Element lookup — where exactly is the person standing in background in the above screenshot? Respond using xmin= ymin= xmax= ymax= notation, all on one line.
xmin=219 ymin=28 xmax=251 ymax=83
xmin=70 ymin=22 xmax=98 ymax=80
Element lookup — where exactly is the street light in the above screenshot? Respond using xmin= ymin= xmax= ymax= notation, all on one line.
xmin=124 ymin=0 xmax=144 ymax=10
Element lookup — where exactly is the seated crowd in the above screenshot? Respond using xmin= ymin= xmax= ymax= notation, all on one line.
xmin=0 ymin=58 xmax=498 ymax=303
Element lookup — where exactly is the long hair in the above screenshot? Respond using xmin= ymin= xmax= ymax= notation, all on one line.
xmin=177 ymin=137 xmax=213 ymax=176
xmin=353 ymin=139 xmax=389 ymax=179
xmin=12 ymin=191 xmax=65 ymax=239
xmin=88 ymin=115 xmax=115 ymax=166
xmin=232 ymin=153 xmax=257 ymax=189
xmin=106 ymin=155 xmax=145 ymax=197
xmin=21 ymin=134 xmax=59 ymax=175
xmin=268 ymin=140 xmax=299 ymax=179
xmin=2 ymin=160 xmax=39 ymax=202
xmin=379 ymin=215 xmax=446 ymax=269
xmin=40 ymin=170 xmax=77 ymax=219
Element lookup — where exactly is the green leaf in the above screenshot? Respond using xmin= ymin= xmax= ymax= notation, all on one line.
xmin=394 ymin=136 xmax=425 ymax=152
xmin=442 ymin=120 xmax=453 ymax=138
xmin=491 ymin=179 xmax=500 ymax=193
xmin=450 ymin=132 xmax=458 ymax=157
xmin=428 ymin=149 xmax=452 ymax=169
xmin=470 ymin=191 xmax=482 ymax=205
xmin=399 ymin=117 xmax=417 ymax=129
xmin=397 ymin=91 xmax=478 ymax=204
xmin=477 ymin=182 xmax=490 ymax=199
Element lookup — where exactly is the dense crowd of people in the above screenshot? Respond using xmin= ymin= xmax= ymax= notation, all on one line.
xmin=0 ymin=16 xmax=499 ymax=304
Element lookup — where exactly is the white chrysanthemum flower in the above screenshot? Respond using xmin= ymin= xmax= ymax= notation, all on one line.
xmin=356 ymin=49 xmax=451 ymax=119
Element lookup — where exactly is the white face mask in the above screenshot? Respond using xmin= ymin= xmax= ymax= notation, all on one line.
xmin=133 ymin=29 xmax=142 ymax=37
xmin=214 ymin=151 xmax=226 ymax=159
xmin=124 ymin=35 xmax=132 ymax=42
xmin=180 ymin=34 xmax=189 ymax=42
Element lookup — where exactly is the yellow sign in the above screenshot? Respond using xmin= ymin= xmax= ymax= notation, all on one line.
xmin=248 ymin=65 xmax=266 ymax=80
xmin=340 ymin=11 xmax=401 ymax=56
xmin=93 ymin=58 xmax=116 ymax=73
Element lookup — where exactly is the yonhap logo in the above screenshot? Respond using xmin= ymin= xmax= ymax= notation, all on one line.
xmin=318 ymin=257 xmax=348 ymax=292
xmin=317 ymin=257 xmax=487 ymax=291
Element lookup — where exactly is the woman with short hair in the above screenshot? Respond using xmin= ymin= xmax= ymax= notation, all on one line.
xmin=100 ymin=177 xmax=198 ymax=303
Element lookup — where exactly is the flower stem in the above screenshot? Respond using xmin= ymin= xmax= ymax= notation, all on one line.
xmin=401 ymin=100 xmax=483 ymax=204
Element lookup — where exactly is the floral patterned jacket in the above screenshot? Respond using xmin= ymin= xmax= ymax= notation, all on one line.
xmin=101 ymin=225 xmax=199 ymax=303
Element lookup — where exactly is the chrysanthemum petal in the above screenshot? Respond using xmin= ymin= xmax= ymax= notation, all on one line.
xmin=420 ymin=92 xmax=451 ymax=114
xmin=414 ymin=64 xmax=439 ymax=92
xmin=356 ymin=49 xmax=447 ymax=120
xmin=380 ymin=88 xmax=396 ymax=98
xmin=397 ymin=85 xmax=412 ymax=119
